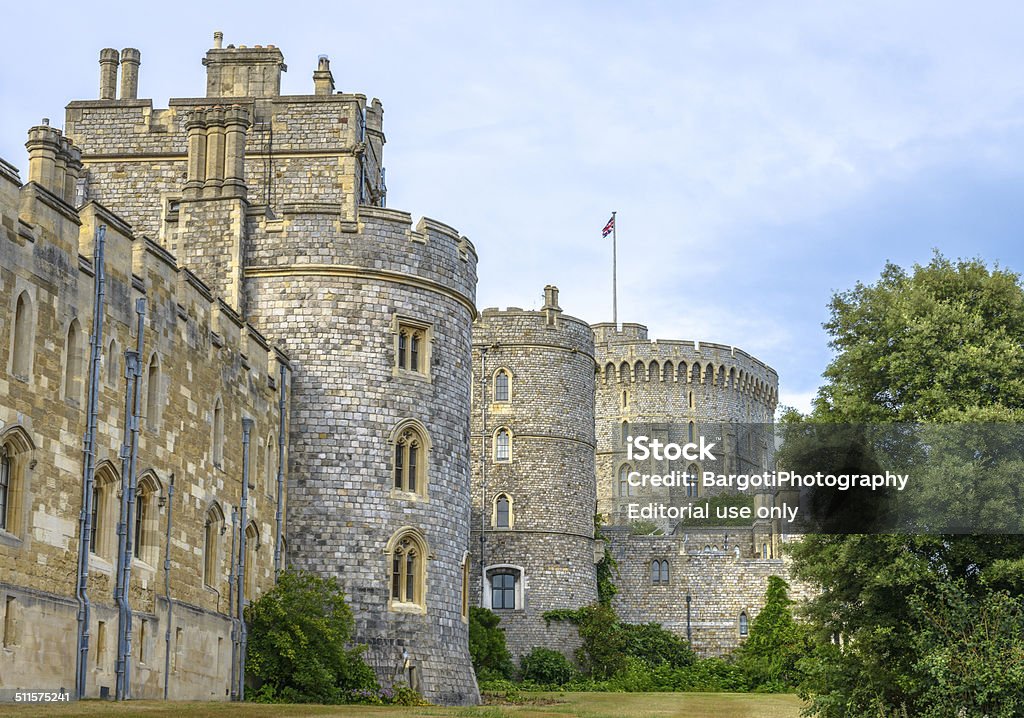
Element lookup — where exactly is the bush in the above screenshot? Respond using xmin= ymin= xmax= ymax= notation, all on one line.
xmin=245 ymin=568 xmax=378 ymax=704
xmin=469 ymin=606 xmax=515 ymax=681
xmin=519 ymin=647 xmax=577 ymax=686
xmin=620 ymin=622 xmax=696 ymax=669
xmin=575 ymin=603 xmax=627 ymax=679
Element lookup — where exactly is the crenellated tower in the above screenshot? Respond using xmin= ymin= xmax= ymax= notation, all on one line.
xmin=62 ymin=34 xmax=478 ymax=704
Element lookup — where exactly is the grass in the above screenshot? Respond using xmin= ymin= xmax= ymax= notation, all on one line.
xmin=4 ymin=692 xmax=804 ymax=718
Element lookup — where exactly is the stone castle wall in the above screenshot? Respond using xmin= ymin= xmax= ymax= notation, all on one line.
xmin=60 ymin=39 xmax=478 ymax=705
xmin=469 ymin=293 xmax=597 ymax=660
xmin=0 ymin=144 xmax=289 ymax=699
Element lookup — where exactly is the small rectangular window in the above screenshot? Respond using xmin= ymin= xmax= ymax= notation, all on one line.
xmin=394 ymin=318 xmax=431 ymax=376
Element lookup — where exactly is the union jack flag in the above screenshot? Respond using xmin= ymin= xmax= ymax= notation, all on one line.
xmin=602 ymin=214 xmax=615 ymax=238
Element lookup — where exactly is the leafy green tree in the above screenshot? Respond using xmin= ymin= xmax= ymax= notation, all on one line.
xmin=792 ymin=253 xmax=1024 ymax=717
xmin=733 ymin=576 xmax=805 ymax=690
xmin=245 ymin=568 xmax=378 ymax=703
xmin=468 ymin=607 xmax=515 ymax=681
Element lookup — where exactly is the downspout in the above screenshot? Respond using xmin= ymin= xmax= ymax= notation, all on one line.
xmin=75 ymin=224 xmax=106 ymax=699
xmin=478 ymin=347 xmax=487 ymax=605
xmin=115 ymin=297 xmax=145 ymax=701
xmin=273 ymin=365 xmax=286 ymax=578
xmin=237 ymin=418 xmax=253 ymax=702
xmin=162 ymin=472 xmax=175 ymax=701
xmin=228 ymin=507 xmax=237 ymax=700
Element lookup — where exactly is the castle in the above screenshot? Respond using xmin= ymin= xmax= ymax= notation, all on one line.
xmin=0 ymin=36 xmax=799 ymax=705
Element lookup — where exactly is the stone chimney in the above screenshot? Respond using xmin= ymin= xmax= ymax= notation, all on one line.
xmin=543 ymin=285 xmax=562 ymax=326
xmin=99 ymin=48 xmax=119 ymax=100
xmin=313 ymin=55 xmax=335 ymax=96
xmin=204 ymin=39 xmax=287 ymax=98
xmin=119 ymin=48 xmax=141 ymax=99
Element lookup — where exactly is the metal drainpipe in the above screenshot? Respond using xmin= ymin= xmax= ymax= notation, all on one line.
xmin=273 ymin=365 xmax=286 ymax=577
xmin=162 ymin=472 xmax=175 ymax=701
xmin=115 ymin=298 xmax=145 ymax=701
xmin=228 ymin=507 xmax=237 ymax=701
xmin=478 ymin=346 xmax=487 ymax=606
xmin=75 ymin=225 xmax=107 ymax=699
xmin=237 ymin=418 xmax=252 ymax=702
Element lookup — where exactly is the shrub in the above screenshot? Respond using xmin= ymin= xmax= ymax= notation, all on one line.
xmin=620 ymin=622 xmax=696 ymax=669
xmin=245 ymin=568 xmax=378 ymax=704
xmin=469 ymin=606 xmax=515 ymax=681
xmin=733 ymin=575 xmax=805 ymax=690
xmin=575 ymin=603 xmax=627 ymax=679
xmin=519 ymin=646 xmax=577 ymax=686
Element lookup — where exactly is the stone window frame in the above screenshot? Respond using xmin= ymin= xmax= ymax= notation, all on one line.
xmin=617 ymin=463 xmax=635 ymax=498
xmin=738 ymin=610 xmax=749 ymax=637
xmin=492 ymin=367 xmax=512 ymax=403
xmin=211 ymin=396 xmax=225 ymax=469
xmin=385 ymin=527 xmax=429 ymax=614
xmin=62 ymin=317 xmax=85 ymax=405
xmin=133 ymin=471 xmax=163 ymax=567
xmin=0 ymin=426 xmax=34 ymax=544
xmin=105 ymin=337 xmax=121 ymax=388
xmin=483 ymin=563 xmax=524 ymax=612
xmin=90 ymin=461 xmax=120 ymax=566
xmin=144 ymin=352 xmax=163 ymax=431
xmin=492 ymin=492 xmax=514 ymax=529
xmin=492 ymin=427 xmax=512 ymax=463
xmin=264 ymin=432 xmax=278 ymax=499
xmin=686 ymin=463 xmax=700 ymax=499
xmin=392 ymin=315 xmax=433 ymax=381
xmin=8 ymin=288 xmax=36 ymax=382
xmin=203 ymin=501 xmax=226 ymax=590
xmin=244 ymin=521 xmax=260 ymax=600
xmin=390 ymin=419 xmax=431 ymax=499
xmin=650 ymin=559 xmax=670 ymax=585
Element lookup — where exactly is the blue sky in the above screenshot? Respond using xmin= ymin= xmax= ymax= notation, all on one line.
xmin=3 ymin=1 xmax=1024 ymax=412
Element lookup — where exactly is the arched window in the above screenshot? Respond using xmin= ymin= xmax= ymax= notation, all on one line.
xmin=494 ymin=428 xmax=511 ymax=462
xmin=203 ymin=503 xmax=225 ymax=588
xmin=146 ymin=354 xmax=162 ymax=429
xmin=64 ymin=319 xmax=82 ymax=401
xmin=245 ymin=522 xmax=260 ymax=599
xmin=265 ymin=434 xmax=276 ymax=496
xmin=621 ymin=420 xmax=630 ymax=444
xmin=688 ymin=421 xmax=695 ymax=444
xmin=134 ymin=473 xmax=161 ymax=565
xmin=494 ymin=493 xmax=512 ymax=528
xmin=762 ymin=542 xmax=769 ymax=559
xmin=686 ymin=463 xmax=700 ymax=498
xmin=388 ymin=530 xmax=427 ymax=610
xmin=621 ymin=390 xmax=629 ymax=409
xmin=494 ymin=369 xmax=510 ymax=402
xmin=106 ymin=339 xmax=120 ymax=386
xmin=485 ymin=565 xmax=523 ymax=610
xmin=651 ymin=560 xmax=669 ymax=584
xmin=739 ymin=611 xmax=749 ymax=636
xmin=618 ymin=464 xmax=635 ymax=497
xmin=11 ymin=292 xmax=33 ymax=378
xmin=91 ymin=463 xmax=119 ymax=560
xmin=212 ymin=399 xmax=225 ymax=468
xmin=0 ymin=447 xmax=10 ymax=532
xmin=393 ymin=423 xmax=429 ymax=494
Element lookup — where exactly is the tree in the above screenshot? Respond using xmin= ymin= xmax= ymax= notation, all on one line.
xmin=468 ymin=607 xmax=515 ymax=681
xmin=245 ymin=568 xmax=378 ymax=703
xmin=792 ymin=253 xmax=1024 ymax=717
xmin=733 ymin=576 xmax=805 ymax=690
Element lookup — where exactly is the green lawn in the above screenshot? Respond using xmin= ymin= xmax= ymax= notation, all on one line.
xmin=4 ymin=692 xmax=804 ymax=718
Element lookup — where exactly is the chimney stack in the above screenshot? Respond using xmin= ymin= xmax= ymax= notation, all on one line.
xmin=120 ymin=48 xmax=141 ymax=99
xmin=313 ymin=55 xmax=335 ymax=96
xmin=99 ymin=48 xmax=119 ymax=100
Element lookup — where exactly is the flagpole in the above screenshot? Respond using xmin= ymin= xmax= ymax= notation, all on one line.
xmin=612 ymin=211 xmax=618 ymax=328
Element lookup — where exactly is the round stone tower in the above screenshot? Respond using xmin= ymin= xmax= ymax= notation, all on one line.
xmin=469 ymin=287 xmax=598 ymax=660
xmin=592 ymin=323 xmax=779 ymax=537
xmin=247 ymin=207 xmax=479 ymax=703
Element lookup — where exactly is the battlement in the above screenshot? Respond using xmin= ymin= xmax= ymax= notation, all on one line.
xmin=476 ymin=286 xmax=595 ymax=357
xmin=0 ymin=147 xmax=288 ymax=381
